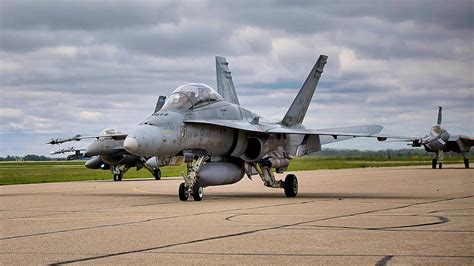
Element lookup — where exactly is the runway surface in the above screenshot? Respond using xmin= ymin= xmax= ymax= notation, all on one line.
xmin=1 ymin=165 xmax=473 ymax=265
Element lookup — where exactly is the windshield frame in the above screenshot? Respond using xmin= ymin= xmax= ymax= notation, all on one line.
xmin=161 ymin=83 xmax=223 ymax=111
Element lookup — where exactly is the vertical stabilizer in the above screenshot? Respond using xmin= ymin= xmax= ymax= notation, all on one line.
xmin=281 ymin=55 xmax=328 ymax=127
xmin=437 ymin=106 xmax=442 ymax=125
xmin=216 ymin=56 xmax=240 ymax=105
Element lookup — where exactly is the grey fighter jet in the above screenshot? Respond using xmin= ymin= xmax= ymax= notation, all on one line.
xmin=50 ymin=146 xmax=87 ymax=160
xmin=377 ymin=107 xmax=473 ymax=169
xmin=47 ymin=97 xmax=168 ymax=181
xmin=49 ymin=128 xmax=162 ymax=181
xmin=123 ymin=55 xmax=383 ymax=201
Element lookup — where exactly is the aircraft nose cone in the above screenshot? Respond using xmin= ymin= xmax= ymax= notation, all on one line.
xmin=124 ymin=125 xmax=162 ymax=156
xmin=123 ymin=137 xmax=139 ymax=154
xmin=85 ymin=142 xmax=101 ymax=157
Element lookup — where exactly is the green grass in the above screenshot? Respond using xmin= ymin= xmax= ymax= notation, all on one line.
xmin=0 ymin=156 xmax=466 ymax=186
xmin=287 ymin=156 xmax=463 ymax=171
xmin=0 ymin=161 xmax=186 ymax=185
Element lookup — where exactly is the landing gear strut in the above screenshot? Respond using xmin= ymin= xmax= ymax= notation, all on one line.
xmin=254 ymin=159 xmax=299 ymax=197
xmin=433 ymin=150 xmax=443 ymax=169
xmin=178 ymin=155 xmax=208 ymax=201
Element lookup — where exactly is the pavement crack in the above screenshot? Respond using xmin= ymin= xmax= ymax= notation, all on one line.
xmin=375 ymin=255 xmax=393 ymax=266
xmin=0 ymin=200 xmax=314 ymax=241
xmin=50 ymin=195 xmax=472 ymax=265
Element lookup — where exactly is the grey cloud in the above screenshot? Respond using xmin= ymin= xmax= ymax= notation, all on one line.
xmin=0 ymin=0 xmax=473 ymax=156
xmin=0 ymin=0 xmax=179 ymax=30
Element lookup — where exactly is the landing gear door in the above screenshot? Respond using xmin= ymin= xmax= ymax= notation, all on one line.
xmin=296 ymin=135 xmax=321 ymax=157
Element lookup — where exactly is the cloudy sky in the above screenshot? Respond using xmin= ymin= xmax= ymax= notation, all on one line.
xmin=1 ymin=0 xmax=473 ymax=156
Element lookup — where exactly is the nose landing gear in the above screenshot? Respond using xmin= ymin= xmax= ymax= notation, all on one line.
xmin=178 ymin=155 xmax=208 ymax=201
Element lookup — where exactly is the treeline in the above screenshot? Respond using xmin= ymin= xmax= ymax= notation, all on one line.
xmin=313 ymin=149 xmax=472 ymax=158
xmin=0 ymin=155 xmax=64 ymax=161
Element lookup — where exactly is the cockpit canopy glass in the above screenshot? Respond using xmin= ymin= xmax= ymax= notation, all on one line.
xmin=100 ymin=128 xmax=121 ymax=135
xmin=161 ymin=83 xmax=223 ymax=111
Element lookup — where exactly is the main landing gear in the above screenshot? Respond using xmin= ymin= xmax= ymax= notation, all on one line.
xmin=432 ymin=150 xmax=443 ymax=169
xmin=176 ymin=155 xmax=299 ymax=201
xmin=112 ymin=165 xmax=130 ymax=181
xmin=153 ymin=168 xmax=161 ymax=180
xmin=461 ymin=153 xmax=469 ymax=169
xmin=178 ymin=155 xmax=208 ymax=201
xmin=254 ymin=159 xmax=298 ymax=197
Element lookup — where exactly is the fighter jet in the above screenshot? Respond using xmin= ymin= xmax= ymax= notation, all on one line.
xmin=47 ymin=97 xmax=168 ymax=181
xmin=50 ymin=146 xmax=86 ymax=160
xmin=377 ymin=107 xmax=473 ymax=169
xmin=49 ymin=128 xmax=163 ymax=181
xmin=123 ymin=55 xmax=383 ymax=201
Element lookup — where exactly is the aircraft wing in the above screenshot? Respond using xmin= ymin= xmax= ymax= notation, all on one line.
xmin=457 ymin=135 xmax=474 ymax=147
xmin=448 ymin=135 xmax=474 ymax=147
xmin=372 ymin=133 xmax=423 ymax=142
xmin=184 ymin=119 xmax=383 ymax=138
xmin=47 ymin=133 xmax=128 ymax=145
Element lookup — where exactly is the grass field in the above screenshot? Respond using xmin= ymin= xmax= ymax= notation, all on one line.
xmin=0 ymin=156 xmax=467 ymax=185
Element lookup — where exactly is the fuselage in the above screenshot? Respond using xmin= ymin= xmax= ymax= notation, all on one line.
xmin=123 ymin=83 xmax=305 ymax=159
xmin=422 ymin=124 xmax=450 ymax=152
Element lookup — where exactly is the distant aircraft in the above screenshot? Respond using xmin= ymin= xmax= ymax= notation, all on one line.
xmin=377 ymin=107 xmax=473 ymax=169
xmin=50 ymin=146 xmax=86 ymax=161
xmin=47 ymin=97 xmax=168 ymax=181
xmin=123 ymin=55 xmax=383 ymax=201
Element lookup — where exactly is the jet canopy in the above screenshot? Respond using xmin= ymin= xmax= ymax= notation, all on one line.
xmin=162 ymin=83 xmax=224 ymax=111
xmin=100 ymin=128 xmax=121 ymax=135
xmin=431 ymin=125 xmax=444 ymax=136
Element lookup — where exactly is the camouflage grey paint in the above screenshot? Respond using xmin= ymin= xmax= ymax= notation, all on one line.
xmin=124 ymin=55 xmax=383 ymax=164
xmin=216 ymin=56 xmax=239 ymax=105
xmin=281 ymin=55 xmax=327 ymax=127
xmin=377 ymin=106 xmax=473 ymax=168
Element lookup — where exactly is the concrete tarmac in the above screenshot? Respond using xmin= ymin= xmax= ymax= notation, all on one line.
xmin=1 ymin=165 xmax=473 ymax=265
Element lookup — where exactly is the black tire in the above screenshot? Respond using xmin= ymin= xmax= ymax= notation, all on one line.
xmin=438 ymin=162 xmax=443 ymax=169
xmin=113 ymin=173 xmax=122 ymax=181
xmin=464 ymin=159 xmax=469 ymax=169
xmin=432 ymin=159 xmax=437 ymax=169
xmin=284 ymin=174 xmax=298 ymax=197
xmin=153 ymin=168 xmax=161 ymax=180
xmin=192 ymin=182 xmax=204 ymax=201
xmin=178 ymin=183 xmax=188 ymax=201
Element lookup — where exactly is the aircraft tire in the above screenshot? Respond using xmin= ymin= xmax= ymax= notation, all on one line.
xmin=464 ymin=159 xmax=469 ymax=169
xmin=432 ymin=159 xmax=437 ymax=169
xmin=113 ymin=173 xmax=123 ymax=181
xmin=154 ymin=168 xmax=161 ymax=180
xmin=192 ymin=182 xmax=204 ymax=201
xmin=178 ymin=183 xmax=188 ymax=201
xmin=284 ymin=174 xmax=298 ymax=197
xmin=438 ymin=162 xmax=443 ymax=169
